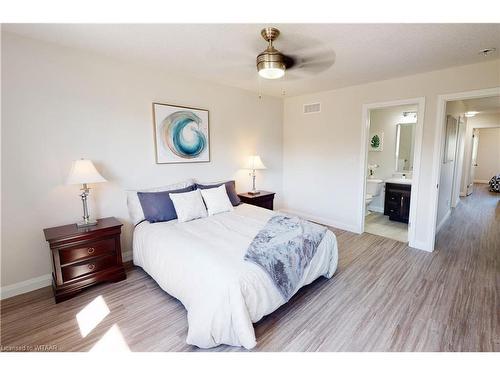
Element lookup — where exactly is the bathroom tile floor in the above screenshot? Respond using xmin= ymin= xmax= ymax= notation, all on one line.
xmin=364 ymin=212 xmax=408 ymax=242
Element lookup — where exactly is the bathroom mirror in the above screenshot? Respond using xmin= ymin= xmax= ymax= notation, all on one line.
xmin=395 ymin=122 xmax=415 ymax=172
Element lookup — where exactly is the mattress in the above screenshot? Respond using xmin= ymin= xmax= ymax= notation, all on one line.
xmin=133 ymin=203 xmax=338 ymax=349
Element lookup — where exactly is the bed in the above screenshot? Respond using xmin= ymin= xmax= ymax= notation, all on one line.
xmin=133 ymin=203 xmax=338 ymax=349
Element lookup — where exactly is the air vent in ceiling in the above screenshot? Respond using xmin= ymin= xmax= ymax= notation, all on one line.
xmin=303 ymin=102 xmax=321 ymax=114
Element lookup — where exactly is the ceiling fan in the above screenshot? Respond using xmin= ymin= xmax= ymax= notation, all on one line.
xmin=256 ymin=27 xmax=335 ymax=80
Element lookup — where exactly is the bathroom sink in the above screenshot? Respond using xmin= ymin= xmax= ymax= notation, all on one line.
xmin=385 ymin=177 xmax=412 ymax=185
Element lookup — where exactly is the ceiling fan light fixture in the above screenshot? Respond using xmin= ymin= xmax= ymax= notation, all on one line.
xmin=257 ymin=63 xmax=285 ymax=79
xmin=256 ymin=27 xmax=286 ymax=80
xmin=257 ymin=50 xmax=286 ymax=79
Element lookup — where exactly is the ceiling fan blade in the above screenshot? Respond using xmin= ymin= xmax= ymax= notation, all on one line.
xmin=282 ymin=54 xmax=296 ymax=69
xmin=284 ymin=47 xmax=336 ymax=76
xmin=295 ymin=59 xmax=335 ymax=72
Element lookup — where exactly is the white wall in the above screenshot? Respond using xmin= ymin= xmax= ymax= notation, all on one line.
xmin=367 ymin=104 xmax=416 ymax=212
xmin=460 ymin=113 xmax=500 ymax=191
xmin=475 ymin=127 xmax=500 ymax=182
xmin=283 ymin=59 xmax=500 ymax=248
xmin=1 ymin=32 xmax=284 ymax=290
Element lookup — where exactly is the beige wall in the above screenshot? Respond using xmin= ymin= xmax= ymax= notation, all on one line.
xmin=283 ymin=59 xmax=500 ymax=249
xmin=1 ymin=33 xmax=284 ymax=289
xmin=476 ymin=127 xmax=500 ymax=182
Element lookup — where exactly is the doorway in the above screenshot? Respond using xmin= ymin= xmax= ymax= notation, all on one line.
xmin=466 ymin=128 xmax=480 ymax=196
xmin=359 ymin=98 xmax=425 ymax=247
xmin=431 ymin=87 xmax=500 ymax=244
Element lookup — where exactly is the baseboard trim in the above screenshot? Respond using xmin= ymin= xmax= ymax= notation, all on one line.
xmin=279 ymin=208 xmax=359 ymax=233
xmin=1 ymin=273 xmax=52 ymax=300
xmin=436 ymin=210 xmax=451 ymax=234
xmin=409 ymin=239 xmax=433 ymax=252
xmin=473 ymin=180 xmax=489 ymax=184
xmin=1 ymin=250 xmax=133 ymax=300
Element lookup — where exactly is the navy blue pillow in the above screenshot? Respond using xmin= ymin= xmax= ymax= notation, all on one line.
xmin=137 ymin=185 xmax=195 ymax=223
xmin=196 ymin=180 xmax=241 ymax=206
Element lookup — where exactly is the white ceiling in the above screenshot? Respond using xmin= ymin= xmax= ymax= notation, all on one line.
xmin=462 ymin=96 xmax=500 ymax=114
xmin=4 ymin=23 xmax=500 ymax=97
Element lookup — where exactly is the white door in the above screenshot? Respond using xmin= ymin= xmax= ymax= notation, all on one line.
xmin=467 ymin=129 xmax=480 ymax=195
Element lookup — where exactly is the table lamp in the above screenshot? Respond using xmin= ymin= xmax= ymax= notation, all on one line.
xmin=66 ymin=159 xmax=106 ymax=228
xmin=245 ymin=155 xmax=267 ymax=195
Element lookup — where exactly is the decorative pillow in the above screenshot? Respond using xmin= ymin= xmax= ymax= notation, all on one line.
xmin=196 ymin=180 xmax=241 ymax=206
xmin=200 ymin=185 xmax=234 ymax=216
xmin=126 ymin=179 xmax=195 ymax=225
xmin=169 ymin=189 xmax=208 ymax=223
xmin=137 ymin=185 xmax=195 ymax=223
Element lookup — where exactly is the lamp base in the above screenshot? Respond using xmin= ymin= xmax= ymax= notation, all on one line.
xmin=77 ymin=219 xmax=98 ymax=228
xmin=248 ymin=190 xmax=261 ymax=196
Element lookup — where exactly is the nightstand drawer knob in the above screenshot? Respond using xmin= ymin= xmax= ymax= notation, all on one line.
xmin=87 ymin=263 xmax=95 ymax=271
xmin=87 ymin=247 xmax=95 ymax=254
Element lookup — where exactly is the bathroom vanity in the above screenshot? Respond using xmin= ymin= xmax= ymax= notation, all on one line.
xmin=384 ymin=181 xmax=411 ymax=223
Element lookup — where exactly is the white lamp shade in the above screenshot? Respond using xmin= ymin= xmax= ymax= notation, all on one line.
xmin=66 ymin=159 xmax=106 ymax=185
xmin=245 ymin=155 xmax=267 ymax=170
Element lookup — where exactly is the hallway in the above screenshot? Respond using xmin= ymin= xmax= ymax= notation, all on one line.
xmin=431 ymin=183 xmax=499 ymax=350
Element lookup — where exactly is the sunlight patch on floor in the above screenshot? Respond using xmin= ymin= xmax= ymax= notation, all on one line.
xmin=90 ymin=324 xmax=130 ymax=352
xmin=76 ymin=295 xmax=110 ymax=338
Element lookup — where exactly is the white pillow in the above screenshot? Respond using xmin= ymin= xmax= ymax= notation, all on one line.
xmin=200 ymin=185 xmax=234 ymax=216
xmin=169 ymin=189 xmax=208 ymax=223
xmin=126 ymin=179 xmax=194 ymax=225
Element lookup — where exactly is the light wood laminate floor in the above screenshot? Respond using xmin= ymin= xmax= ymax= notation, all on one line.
xmin=1 ymin=184 xmax=498 ymax=351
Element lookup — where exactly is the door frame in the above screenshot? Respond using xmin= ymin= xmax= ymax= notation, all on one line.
xmin=428 ymin=86 xmax=500 ymax=251
xmin=468 ymin=128 xmax=480 ymax=194
xmin=449 ymin=115 xmax=463 ymax=208
xmin=359 ymin=97 xmax=426 ymax=249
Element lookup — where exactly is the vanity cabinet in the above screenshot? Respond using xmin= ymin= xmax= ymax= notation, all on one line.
xmin=384 ymin=183 xmax=411 ymax=223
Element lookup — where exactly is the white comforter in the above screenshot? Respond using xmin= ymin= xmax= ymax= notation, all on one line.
xmin=133 ymin=204 xmax=338 ymax=349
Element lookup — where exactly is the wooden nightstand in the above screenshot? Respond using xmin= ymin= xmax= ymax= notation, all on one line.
xmin=43 ymin=217 xmax=126 ymax=303
xmin=237 ymin=191 xmax=275 ymax=210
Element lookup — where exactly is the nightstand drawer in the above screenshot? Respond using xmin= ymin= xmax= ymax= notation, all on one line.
xmin=62 ymin=254 xmax=117 ymax=281
xmin=59 ymin=238 xmax=115 ymax=265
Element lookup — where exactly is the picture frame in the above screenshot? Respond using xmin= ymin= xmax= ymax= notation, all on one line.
xmin=152 ymin=102 xmax=210 ymax=164
xmin=369 ymin=131 xmax=384 ymax=152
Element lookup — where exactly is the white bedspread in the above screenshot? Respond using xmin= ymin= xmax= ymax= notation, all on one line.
xmin=133 ymin=203 xmax=338 ymax=349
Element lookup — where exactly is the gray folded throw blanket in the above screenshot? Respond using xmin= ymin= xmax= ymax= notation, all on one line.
xmin=244 ymin=215 xmax=327 ymax=301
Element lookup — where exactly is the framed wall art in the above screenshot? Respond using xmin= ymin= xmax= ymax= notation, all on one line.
xmin=152 ymin=102 xmax=210 ymax=164
xmin=369 ymin=131 xmax=384 ymax=152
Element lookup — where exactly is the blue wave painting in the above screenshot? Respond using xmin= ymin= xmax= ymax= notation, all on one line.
xmin=161 ymin=111 xmax=207 ymax=159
